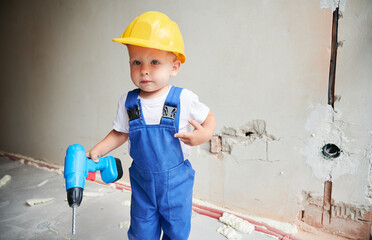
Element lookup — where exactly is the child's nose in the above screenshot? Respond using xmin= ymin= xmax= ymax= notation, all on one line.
xmin=140 ymin=65 xmax=149 ymax=76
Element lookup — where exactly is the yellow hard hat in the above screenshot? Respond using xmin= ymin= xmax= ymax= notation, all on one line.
xmin=112 ymin=11 xmax=186 ymax=63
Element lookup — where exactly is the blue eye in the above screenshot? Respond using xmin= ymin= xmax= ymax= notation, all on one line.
xmin=151 ymin=60 xmax=159 ymax=65
xmin=133 ymin=60 xmax=141 ymax=65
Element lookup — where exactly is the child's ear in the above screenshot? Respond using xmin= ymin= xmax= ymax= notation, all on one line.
xmin=170 ymin=60 xmax=181 ymax=77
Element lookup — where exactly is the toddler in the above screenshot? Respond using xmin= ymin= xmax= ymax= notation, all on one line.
xmin=87 ymin=11 xmax=216 ymax=239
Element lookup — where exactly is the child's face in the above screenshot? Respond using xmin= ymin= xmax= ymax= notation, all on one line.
xmin=127 ymin=45 xmax=181 ymax=98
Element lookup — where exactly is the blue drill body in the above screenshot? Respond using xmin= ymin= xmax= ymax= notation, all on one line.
xmin=64 ymin=144 xmax=121 ymax=191
xmin=64 ymin=144 xmax=123 ymax=235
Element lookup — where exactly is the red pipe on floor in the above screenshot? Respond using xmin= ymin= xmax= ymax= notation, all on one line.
xmin=192 ymin=205 xmax=223 ymax=219
xmin=192 ymin=203 xmax=302 ymax=240
xmin=94 ymin=177 xmax=132 ymax=192
xmin=192 ymin=204 xmax=286 ymax=239
xmin=192 ymin=203 xmax=284 ymax=238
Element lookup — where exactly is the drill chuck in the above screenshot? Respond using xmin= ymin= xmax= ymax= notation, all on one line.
xmin=67 ymin=187 xmax=83 ymax=207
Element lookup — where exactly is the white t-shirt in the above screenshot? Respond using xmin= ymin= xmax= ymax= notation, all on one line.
xmin=113 ymin=86 xmax=210 ymax=159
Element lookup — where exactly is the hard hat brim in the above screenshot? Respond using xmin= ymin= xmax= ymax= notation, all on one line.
xmin=112 ymin=37 xmax=185 ymax=64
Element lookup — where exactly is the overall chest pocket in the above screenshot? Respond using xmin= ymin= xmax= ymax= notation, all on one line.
xmin=129 ymin=125 xmax=184 ymax=171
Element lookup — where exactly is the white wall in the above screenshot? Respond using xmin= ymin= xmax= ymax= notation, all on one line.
xmin=0 ymin=0 xmax=370 ymax=224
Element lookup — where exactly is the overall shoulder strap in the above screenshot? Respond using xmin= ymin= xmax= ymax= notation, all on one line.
xmin=165 ymin=86 xmax=183 ymax=108
xmin=125 ymin=88 xmax=143 ymax=122
xmin=161 ymin=86 xmax=183 ymax=132
xmin=125 ymin=88 xmax=140 ymax=110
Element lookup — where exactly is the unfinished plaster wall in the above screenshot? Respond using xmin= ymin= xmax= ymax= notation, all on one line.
xmin=0 ymin=0 xmax=370 ymax=236
xmin=334 ymin=1 xmax=372 ymax=205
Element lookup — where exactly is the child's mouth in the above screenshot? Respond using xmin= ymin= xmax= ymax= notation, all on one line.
xmin=140 ymin=80 xmax=152 ymax=84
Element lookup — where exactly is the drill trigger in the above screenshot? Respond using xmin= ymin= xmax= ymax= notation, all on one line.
xmin=86 ymin=171 xmax=96 ymax=181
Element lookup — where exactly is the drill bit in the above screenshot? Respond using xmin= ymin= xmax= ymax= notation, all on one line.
xmin=72 ymin=205 xmax=76 ymax=235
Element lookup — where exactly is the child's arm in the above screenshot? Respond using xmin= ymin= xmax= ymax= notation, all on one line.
xmin=86 ymin=130 xmax=129 ymax=162
xmin=174 ymin=111 xmax=216 ymax=146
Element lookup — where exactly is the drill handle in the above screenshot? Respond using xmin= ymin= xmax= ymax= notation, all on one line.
xmin=86 ymin=156 xmax=123 ymax=184
xmin=85 ymin=156 xmax=109 ymax=181
xmin=86 ymin=157 xmax=107 ymax=173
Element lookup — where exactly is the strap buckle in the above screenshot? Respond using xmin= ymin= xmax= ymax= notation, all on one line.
xmin=162 ymin=105 xmax=178 ymax=120
xmin=127 ymin=103 xmax=141 ymax=121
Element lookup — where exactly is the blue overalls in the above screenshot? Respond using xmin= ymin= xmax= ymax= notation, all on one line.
xmin=125 ymin=86 xmax=195 ymax=240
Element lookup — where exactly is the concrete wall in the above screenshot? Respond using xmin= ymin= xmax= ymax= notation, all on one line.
xmin=0 ymin=0 xmax=371 ymax=234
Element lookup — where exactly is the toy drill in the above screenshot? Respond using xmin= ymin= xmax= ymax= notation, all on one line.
xmin=64 ymin=144 xmax=123 ymax=235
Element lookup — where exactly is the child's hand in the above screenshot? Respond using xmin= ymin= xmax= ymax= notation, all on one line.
xmin=175 ymin=111 xmax=216 ymax=146
xmin=86 ymin=149 xmax=101 ymax=163
xmin=174 ymin=112 xmax=216 ymax=146
xmin=85 ymin=130 xmax=129 ymax=163
xmin=174 ymin=120 xmax=207 ymax=146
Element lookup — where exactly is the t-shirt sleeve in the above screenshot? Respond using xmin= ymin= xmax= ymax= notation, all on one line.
xmin=181 ymin=89 xmax=210 ymax=126
xmin=113 ymin=93 xmax=129 ymax=133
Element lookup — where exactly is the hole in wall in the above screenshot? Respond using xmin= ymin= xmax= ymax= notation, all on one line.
xmin=321 ymin=143 xmax=341 ymax=160
xmin=301 ymin=210 xmax=305 ymax=222
xmin=245 ymin=131 xmax=254 ymax=137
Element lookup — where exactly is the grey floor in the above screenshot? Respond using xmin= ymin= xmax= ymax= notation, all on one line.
xmin=0 ymin=156 xmax=288 ymax=240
